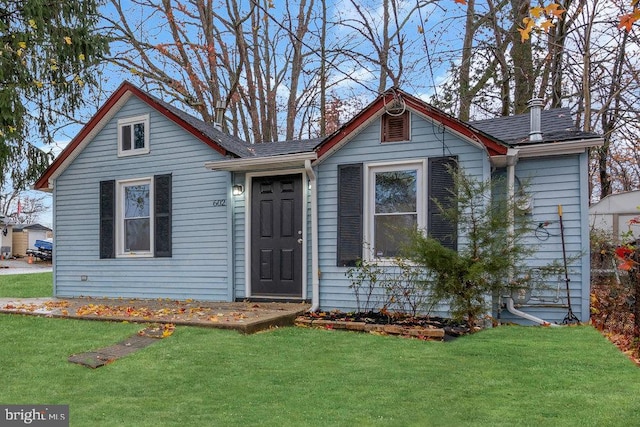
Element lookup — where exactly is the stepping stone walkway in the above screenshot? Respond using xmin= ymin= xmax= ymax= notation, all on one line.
xmin=68 ymin=325 xmax=173 ymax=368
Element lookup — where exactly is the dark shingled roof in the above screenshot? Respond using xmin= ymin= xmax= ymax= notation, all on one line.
xmin=246 ymin=138 xmax=322 ymax=157
xmin=141 ymin=85 xmax=600 ymax=158
xmin=144 ymin=91 xmax=254 ymax=157
xmin=145 ymin=90 xmax=322 ymax=158
xmin=470 ymin=108 xmax=600 ymax=145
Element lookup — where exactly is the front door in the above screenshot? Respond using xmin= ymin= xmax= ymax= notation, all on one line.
xmin=250 ymin=174 xmax=303 ymax=298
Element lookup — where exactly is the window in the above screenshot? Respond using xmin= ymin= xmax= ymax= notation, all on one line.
xmin=118 ymin=179 xmax=153 ymax=256
xmin=118 ymin=114 xmax=149 ymax=156
xmin=100 ymin=174 xmax=172 ymax=259
xmin=381 ymin=111 xmax=410 ymax=142
xmin=335 ymin=157 xmax=457 ymax=267
xmin=366 ymin=162 xmax=425 ymax=259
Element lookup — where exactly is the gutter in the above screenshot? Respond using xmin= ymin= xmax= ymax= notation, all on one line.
xmin=305 ymin=160 xmax=320 ymax=312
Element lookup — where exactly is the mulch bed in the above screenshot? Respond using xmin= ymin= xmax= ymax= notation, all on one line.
xmin=296 ymin=311 xmax=471 ymax=341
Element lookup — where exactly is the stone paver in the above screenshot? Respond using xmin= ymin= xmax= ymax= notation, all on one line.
xmin=68 ymin=327 xmax=170 ymax=368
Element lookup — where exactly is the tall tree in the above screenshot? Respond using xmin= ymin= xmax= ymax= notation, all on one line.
xmin=0 ymin=0 xmax=109 ymax=192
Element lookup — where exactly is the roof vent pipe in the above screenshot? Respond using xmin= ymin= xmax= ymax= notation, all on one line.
xmin=528 ymin=98 xmax=544 ymax=142
xmin=214 ymin=100 xmax=225 ymax=131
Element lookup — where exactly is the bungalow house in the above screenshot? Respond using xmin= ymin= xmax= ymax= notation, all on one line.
xmin=35 ymin=82 xmax=603 ymax=325
xmin=1 ymin=217 xmax=12 ymax=259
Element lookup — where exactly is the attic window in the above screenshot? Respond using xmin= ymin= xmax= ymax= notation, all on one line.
xmin=381 ymin=111 xmax=410 ymax=143
xmin=118 ymin=114 xmax=149 ymax=157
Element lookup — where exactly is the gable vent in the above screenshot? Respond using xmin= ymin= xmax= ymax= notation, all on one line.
xmin=381 ymin=111 xmax=410 ymax=142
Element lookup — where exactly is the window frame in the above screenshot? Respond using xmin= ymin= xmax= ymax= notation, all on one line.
xmin=363 ymin=160 xmax=426 ymax=261
xmin=117 ymin=114 xmax=150 ymax=157
xmin=116 ymin=177 xmax=154 ymax=258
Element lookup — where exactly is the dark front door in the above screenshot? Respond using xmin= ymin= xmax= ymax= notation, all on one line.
xmin=251 ymin=174 xmax=303 ymax=297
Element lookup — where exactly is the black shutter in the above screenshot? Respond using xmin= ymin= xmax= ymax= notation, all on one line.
xmin=99 ymin=180 xmax=115 ymax=259
xmin=154 ymin=174 xmax=172 ymax=257
xmin=429 ymin=156 xmax=458 ymax=250
xmin=337 ymin=164 xmax=363 ymax=266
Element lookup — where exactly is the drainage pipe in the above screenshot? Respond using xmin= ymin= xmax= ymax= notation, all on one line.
xmin=504 ymin=148 xmax=558 ymax=327
xmin=305 ymin=160 xmax=320 ymax=312
xmin=505 ymin=297 xmax=560 ymax=327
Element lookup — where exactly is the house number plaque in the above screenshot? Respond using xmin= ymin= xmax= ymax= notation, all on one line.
xmin=212 ymin=199 xmax=227 ymax=207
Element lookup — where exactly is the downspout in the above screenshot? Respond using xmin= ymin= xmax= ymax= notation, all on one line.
xmin=503 ymin=148 xmax=559 ymax=326
xmin=305 ymin=159 xmax=320 ymax=312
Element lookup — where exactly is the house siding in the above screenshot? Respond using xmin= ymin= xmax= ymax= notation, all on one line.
xmin=499 ymin=153 xmax=590 ymax=324
xmin=315 ymin=111 xmax=489 ymax=313
xmin=53 ymin=96 xmax=231 ymax=300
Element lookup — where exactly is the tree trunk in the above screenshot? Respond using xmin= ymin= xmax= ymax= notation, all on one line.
xmin=509 ymin=0 xmax=534 ymax=114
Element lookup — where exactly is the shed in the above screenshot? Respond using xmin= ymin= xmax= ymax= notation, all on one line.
xmin=12 ymin=224 xmax=53 ymax=256
xmin=589 ymin=190 xmax=640 ymax=242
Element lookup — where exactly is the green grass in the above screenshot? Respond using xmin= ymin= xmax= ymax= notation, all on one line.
xmin=0 ymin=272 xmax=53 ymax=297
xmin=1 ymin=315 xmax=639 ymax=427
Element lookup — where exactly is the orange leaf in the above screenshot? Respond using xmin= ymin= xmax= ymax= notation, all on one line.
xmin=544 ymin=3 xmax=566 ymax=18
xmin=540 ymin=20 xmax=554 ymax=32
xmin=619 ymin=260 xmax=634 ymax=271
xmin=454 ymin=0 xmax=467 ymax=4
xmin=518 ymin=26 xmax=531 ymax=42
xmin=530 ymin=6 xmax=544 ymax=18
xmin=619 ymin=11 xmax=640 ymax=31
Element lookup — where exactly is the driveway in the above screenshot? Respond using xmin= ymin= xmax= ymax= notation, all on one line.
xmin=0 ymin=258 xmax=52 ymax=275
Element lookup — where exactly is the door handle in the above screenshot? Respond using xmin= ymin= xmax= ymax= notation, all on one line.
xmin=297 ymin=238 xmax=303 ymax=244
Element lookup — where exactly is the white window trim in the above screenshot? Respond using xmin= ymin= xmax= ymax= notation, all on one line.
xmin=116 ymin=177 xmax=154 ymax=258
xmin=363 ymin=159 xmax=426 ymax=261
xmin=117 ymin=114 xmax=150 ymax=157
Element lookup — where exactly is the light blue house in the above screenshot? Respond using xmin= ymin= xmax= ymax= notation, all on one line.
xmin=35 ymin=82 xmax=603 ymax=325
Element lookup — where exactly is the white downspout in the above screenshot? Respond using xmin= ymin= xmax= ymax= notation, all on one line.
xmin=505 ymin=297 xmax=560 ymax=327
xmin=305 ymin=160 xmax=320 ymax=312
xmin=503 ymin=148 xmax=559 ymax=326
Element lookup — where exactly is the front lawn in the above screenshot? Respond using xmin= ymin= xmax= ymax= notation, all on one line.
xmin=1 ymin=315 xmax=639 ymax=426
xmin=0 ymin=272 xmax=52 ymax=297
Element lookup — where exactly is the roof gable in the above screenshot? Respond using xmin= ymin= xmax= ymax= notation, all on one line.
xmin=316 ymin=88 xmax=509 ymax=159
xmin=34 ymin=81 xmax=247 ymax=190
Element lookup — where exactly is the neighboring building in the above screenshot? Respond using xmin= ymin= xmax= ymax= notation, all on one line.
xmin=11 ymin=223 xmax=53 ymax=256
xmin=35 ymin=82 xmax=603 ymax=325
xmin=1 ymin=218 xmax=12 ymax=258
xmin=589 ymin=190 xmax=640 ymax=242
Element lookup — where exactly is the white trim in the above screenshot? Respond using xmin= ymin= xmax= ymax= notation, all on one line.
xmin=363 ymin=159 xmax=427 ymax=261
xmin=244 ymin=169 xmax=308 ymax=299
xmin=514 ymin=138 xmax=603 ymax=158
xmin=205 ymin=152 xmax=317 ymax=172
xmin=116 ymin=177 xmax=154 ymax=258
xmin=117 ymin=114 xmax=150 ymax=157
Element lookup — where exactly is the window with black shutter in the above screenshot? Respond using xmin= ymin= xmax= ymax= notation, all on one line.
xmin=99 ymin=175 xmax=172 ymax=258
